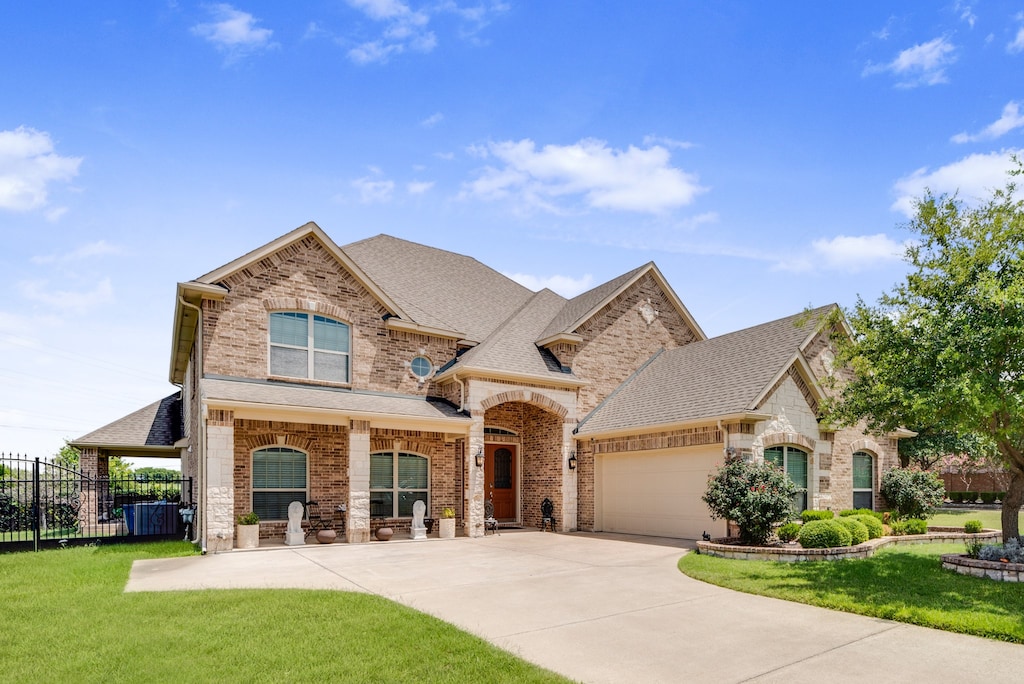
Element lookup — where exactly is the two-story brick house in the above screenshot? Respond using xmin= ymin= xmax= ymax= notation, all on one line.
xmin=73 ymin=222 xmax=905 ymax=551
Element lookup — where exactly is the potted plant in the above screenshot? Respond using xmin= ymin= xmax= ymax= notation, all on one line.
xmin=438 ymin=507 xmax=456 ymax=539
xmin=236 ymin=511 xmax=260 ymax=549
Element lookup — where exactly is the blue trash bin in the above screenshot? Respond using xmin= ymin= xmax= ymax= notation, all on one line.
xmin=122 ymin=504 xmax=136 ymax=535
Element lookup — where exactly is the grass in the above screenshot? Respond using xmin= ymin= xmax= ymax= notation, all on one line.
xmin=0 ymin=541 xmax=568 ymax=683
xmin=929 ymin=508 xmax=1021 ymax=530
xmin=679 ymin=542 xmax=1024 ymax=643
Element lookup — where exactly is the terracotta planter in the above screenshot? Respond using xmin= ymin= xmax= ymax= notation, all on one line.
xmin=316 ymin=529 xmax=337 ymax=544
xmin=236 ymin=524 xmax=260 ymax=549
xmin=438 ymin=517 xmax=456 ymax=539
xmin=375 ymin=527 xmax=393 ymax=541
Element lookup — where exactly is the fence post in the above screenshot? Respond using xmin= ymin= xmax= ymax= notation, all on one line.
xmin=32 ymin=458 xmax=40 ymax=552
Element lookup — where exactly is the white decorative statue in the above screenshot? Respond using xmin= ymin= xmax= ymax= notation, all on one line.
xmin=411 ymin=499 xmax=427 ymax=540
xmin=285 ymin=500 xmax=305 ymax=546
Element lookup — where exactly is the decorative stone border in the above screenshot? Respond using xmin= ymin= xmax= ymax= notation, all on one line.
xmin=696 ymin=528 xmax=1001 ymax=563
xmin=941 ymin=554 xmax=1023 ymax=582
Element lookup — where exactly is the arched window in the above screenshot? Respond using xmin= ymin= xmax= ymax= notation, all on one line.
xmin=765 ymin=445 xmax=808 ymax=512
xmin=852 ymin=451 xmax=875 ymax=510
xmin=269 ymin=311 xmax=350 ymax=382
xmin=370 ymin=451 xmax=429 ymax=518
xmin=252 ymin=447 xmax=307 ymax=520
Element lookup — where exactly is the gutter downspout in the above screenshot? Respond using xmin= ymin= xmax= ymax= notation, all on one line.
xmin=718 ymin=419 xmax=731 ymax=458
xmin=179 ymin=296 xmax=207 ymax=554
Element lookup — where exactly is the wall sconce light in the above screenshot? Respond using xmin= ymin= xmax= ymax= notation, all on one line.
xmin=568 ymin=450 xmax=577 ymax=470
xmin=725 ymin=446 xmax=736 ymax=457
xmin=475 ymin=448 xmax=484 ymax=468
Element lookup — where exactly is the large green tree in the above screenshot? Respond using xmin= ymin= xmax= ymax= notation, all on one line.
xmin=824 ymin=166 xmax=1024 ymax=542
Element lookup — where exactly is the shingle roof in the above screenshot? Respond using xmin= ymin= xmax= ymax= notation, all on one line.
xmin=343 ymin=234 xmax=534 ymax=343
xmin=73 ymin=393 xmax=182 ymax=449
xmin=448 ymin=289 xmax=581 ymax=381
xmin=540 ymin=264 xmax=649 ymax=339
xmin=576 ymin=306 xmax=833 ymax=436
xmin=202 ymin=376 xmax=471 ymax=424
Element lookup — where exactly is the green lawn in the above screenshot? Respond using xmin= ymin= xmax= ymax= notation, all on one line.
xmin=679 ymin=542 xmax=1024 ymax=643
xmin=0 ymin=542 xmax=568 ymax=683
xmin=929 ymin=508 xmax=1021 ymax=530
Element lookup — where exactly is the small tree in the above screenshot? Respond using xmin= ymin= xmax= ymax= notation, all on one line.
xmin=703 ymin=455 xmax=800 ymax=546
xmin=880 ymin=468 xmax=945 ymax=520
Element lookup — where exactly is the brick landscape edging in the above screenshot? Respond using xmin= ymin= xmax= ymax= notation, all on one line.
xmin=695 ymin=528 xmax=1001 ymax=563
xmin=941 ymin=554 xmax=1024 ymax=582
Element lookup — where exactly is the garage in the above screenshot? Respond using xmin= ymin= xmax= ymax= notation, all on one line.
xmin=597 ymin=448 xmax=726 ymax=540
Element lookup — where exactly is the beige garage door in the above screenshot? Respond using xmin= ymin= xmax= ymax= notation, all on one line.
xmin=598 ymin=449 xmax=725 ymax=540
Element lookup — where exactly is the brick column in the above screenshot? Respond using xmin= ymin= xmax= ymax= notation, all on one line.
xmin=206 ymin=409 xmax=235 ymax=553
xmin=348 ymin=419 xmax=371 ymax=543
xmin=78 ymin=447 xmax=100 ymax=531
xmin=466 ymin=415 xmax=485 ymax=537
xmin=561 ymin=423 xmax=578 ymax=532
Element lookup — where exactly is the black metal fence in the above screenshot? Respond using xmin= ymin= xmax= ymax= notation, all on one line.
xmin=1 ymin=454 xmax=193 ymax=552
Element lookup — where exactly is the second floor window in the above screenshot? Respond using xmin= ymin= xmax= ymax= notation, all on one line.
xmin=269 ymin=311 xmax=350 ymax=383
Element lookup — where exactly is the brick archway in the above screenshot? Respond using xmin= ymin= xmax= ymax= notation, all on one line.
xmin=478 ymin=389 xmax=570 ymax=422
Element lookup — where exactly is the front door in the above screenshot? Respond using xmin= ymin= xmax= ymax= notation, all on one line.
xmin=485 ymin=444 xmax=517 ymax=521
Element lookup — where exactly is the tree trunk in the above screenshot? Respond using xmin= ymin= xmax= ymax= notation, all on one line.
xmin=1001 ymin=469 xmax=1024 ymax=543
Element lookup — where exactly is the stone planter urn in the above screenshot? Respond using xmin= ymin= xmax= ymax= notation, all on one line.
xmin=375 ymin=527 xmax=393 ymax=541
xmin=316 ymin=529 xmax=337 ymax=544
xmin=438 ymin=517 xmax=456 ymax=539
xmin=236 ymin=524 xmax=260 ymax=549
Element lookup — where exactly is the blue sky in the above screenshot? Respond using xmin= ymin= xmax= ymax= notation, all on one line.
xmin=2 ymin=1 xmax=1023 ymax=465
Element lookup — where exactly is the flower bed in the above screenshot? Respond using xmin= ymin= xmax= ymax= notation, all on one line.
xmin=696 ymin=528 xmax=1001 ymax=562
xmin=941 ymin=554 xmax=1024 ymax=582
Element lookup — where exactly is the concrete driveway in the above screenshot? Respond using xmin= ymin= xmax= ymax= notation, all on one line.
xmin=127 ymin=531 xmax=1022 ymax=682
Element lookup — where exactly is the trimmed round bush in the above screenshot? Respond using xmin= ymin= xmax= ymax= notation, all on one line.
xmin=702 ymin=455 xmax=801 ymax=546
xmin=839 ymin=508 xmax=884 ymax=521
xmin=836 ymin=516 xmax=869 ymax=545
xmin=980 ymin=492 xmax=997 ymax=505
xmin=798 ymin=519 xmax=852 ymax=548
xmin=891 ymin=518 xmax=928 ymax=535
xmin=776 ymin=522 xmax=801 ymax=543
xmin=964 ymin=519 xmax=983 ymax=534
xmin=800 ymin=509 xmax=835 ymax=523
xmin=851 ymin=514 xmax=884 ymax=539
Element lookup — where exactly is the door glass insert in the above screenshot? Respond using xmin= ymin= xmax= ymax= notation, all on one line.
xmin=494 ymin=448 xmax=512 ymax=489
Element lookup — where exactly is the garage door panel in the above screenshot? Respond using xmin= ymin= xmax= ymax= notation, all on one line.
xmin=599 ymin=449 xmax=724 ymax=540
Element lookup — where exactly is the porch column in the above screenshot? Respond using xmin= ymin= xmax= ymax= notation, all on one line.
xmin=466 ymin=415 xmax=485 ymax=537
xmin=78 ymin=447 xmax=100 ymax=532
xmin=561 ymin=423 xmax=578 ymax=532
xmin=206 ymin=409 xmax=235 ymax=553
xmin=347 ymin=419 xmax=371 ymax=543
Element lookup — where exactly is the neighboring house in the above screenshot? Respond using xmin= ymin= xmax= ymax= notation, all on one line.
xmin=73 ymin=222 xmax=905 ymax=552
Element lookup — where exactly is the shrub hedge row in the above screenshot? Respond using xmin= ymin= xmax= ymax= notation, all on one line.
xmin=946 ymin=491 xmax=1005 ymax=504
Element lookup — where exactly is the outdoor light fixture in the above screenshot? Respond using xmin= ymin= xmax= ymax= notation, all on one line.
xmin=568 ymin=450 xmax=577 ymax=470
xmin=475 ymin=448 xmax=484 ymax=468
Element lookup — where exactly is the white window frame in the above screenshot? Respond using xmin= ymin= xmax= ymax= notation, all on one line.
xmin=251 ymin=446 xmax=308 ymax=521
xmin=369 ymin=450 xmax=430 ymax=519
xmin=852 ymin=451 xmax=875 ymax=510
xmin=268 ymin=311 xmax=350 ymax=383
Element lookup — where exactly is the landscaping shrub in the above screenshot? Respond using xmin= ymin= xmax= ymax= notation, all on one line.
xmin=776 ymin=522 xmax=801 ymax=543
xmin=839 ymin=508 xmax=883 ymax=521
xmin=996 ymin=491 xmax=1006 ymax=501
xmin=977 ymin=538 xmax=1024 ymax=564
xmin=964 ymin=519 xmax=983 ymax=534
xmin=800 ymin=509 xmax=834 ymax=523
xmin=980 ymin=492 xmax=997 ymax=505
xmin=798 ymin=519 xmax=852 ymax=548
xmin=890 ymin=518 xmax=928 ymax=535
xmin=851 ymin=514 xmax=884 ymax=539
xmin=879 ymin=468 xmax=944 ymax=520
xmin=836 ymin=516 xmax=869 ymax=545
xmin=702 ymin=455 xmax=800 ymax=546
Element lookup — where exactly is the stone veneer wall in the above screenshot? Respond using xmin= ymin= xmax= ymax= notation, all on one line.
xmin=573 ymin=272 xmax=700 ymax=417
xmin=200 ymin=235 xmax=457 ymax=395
xmin=232 ymin=419 xmax=349 ymax=539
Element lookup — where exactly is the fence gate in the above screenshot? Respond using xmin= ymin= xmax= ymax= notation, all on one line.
xmin=1 ymin=454 xmax=193 ymax=552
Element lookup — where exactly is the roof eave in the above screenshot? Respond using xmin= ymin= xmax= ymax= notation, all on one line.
xmin=385 ymin=317 xmax=465 ymax=341
xmin=169 ymin=281 xmax=227 ymax=385
xmin=576 ymin=412 xmax=773 ymax=440
xmin=433 ymin=364 xmax=588 ymax=388
xmin=536 ymin=332 xmax=584 ymax=348
xmin=203 ymin=397 xmax=471 ymax=432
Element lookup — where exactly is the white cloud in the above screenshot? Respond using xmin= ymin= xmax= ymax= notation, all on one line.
xmin=642 ymin=135 xmax=695 ymax=150
xmin=951 ymin=101 xmax=1024 ymax=143
xmin=31 ymin=240 xmax=122 ymax=265
xmin=504 ymin=272 xmax=594 ymax=298
xmin=810 ymin=234 xmax=908 ymax=273
xmin=863 ymin=36 xmax=957 ymax=87
xmin=406 ymin=180 xmax=434 ymax=194
xmin=420 ymin=112 xmax=444 ymax=128
xmin=18 ymin=278 xmax=114 ymax=314
xmin=352 ymin=175 xmax=395 ymax=203
xmin=460 ymin=138 xmax=707 ymax=215
xmin=191 ymin=4 xmax=275 ymax=61
xmin=0 ymin=126 xmax=82 ymax=212
xmin=955 ymin=2 xmax=977 ymax=28
xmin=1009 ymin=26 xmax=1024 ymax=54
xmin=345 ymin=0 xmax=434 ymax=64
xmin=890 ymin=149 xmax=1020 ymax=216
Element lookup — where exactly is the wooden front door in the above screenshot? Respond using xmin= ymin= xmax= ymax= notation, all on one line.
xmin=485 ymin=444 xmax=517 ymax=521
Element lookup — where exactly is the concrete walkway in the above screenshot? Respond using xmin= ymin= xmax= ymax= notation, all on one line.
xmin=127 ymin=531 xmax=1022 ymax=682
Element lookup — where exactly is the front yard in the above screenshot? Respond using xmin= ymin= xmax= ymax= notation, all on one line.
xmin=679 ymin=542 xmax=1024 ymax=643
xmin=0 ymin=542 xmax=567 ymax=683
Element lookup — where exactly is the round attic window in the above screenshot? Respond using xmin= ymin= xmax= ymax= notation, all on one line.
xmin=410 ymin=355 xmax=433 ymax=379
